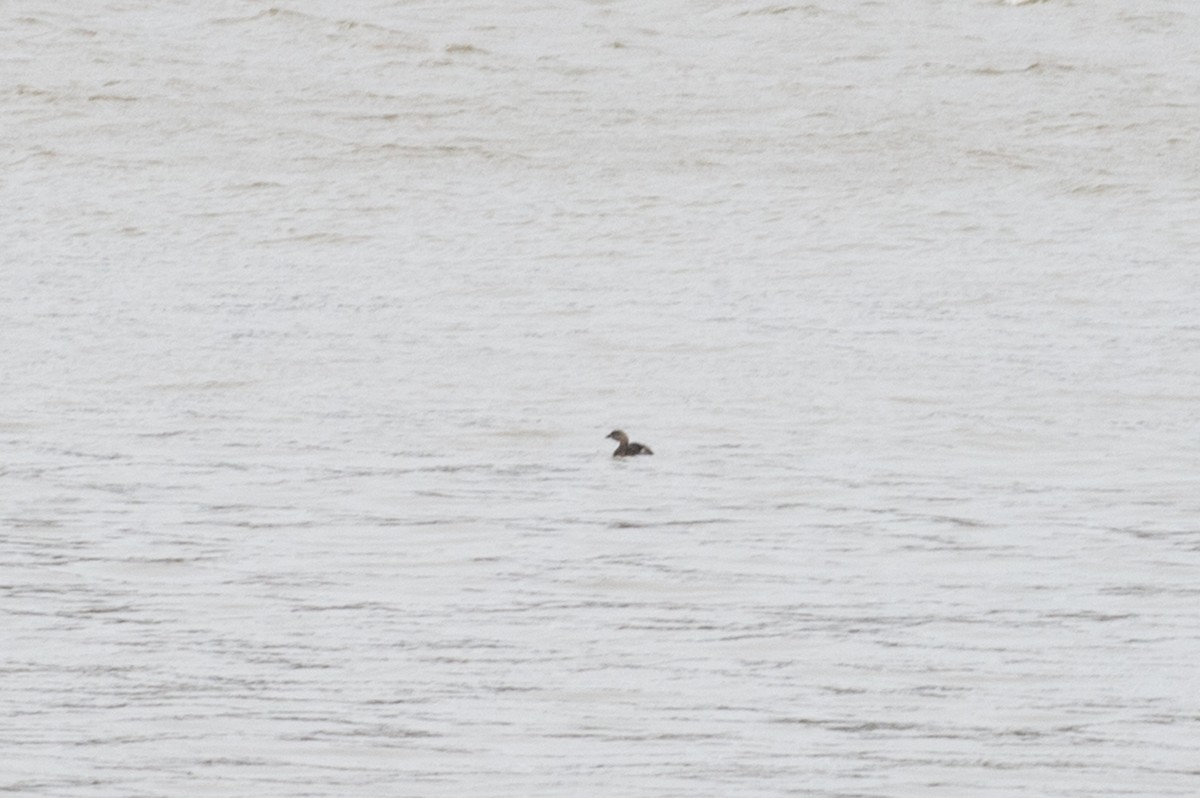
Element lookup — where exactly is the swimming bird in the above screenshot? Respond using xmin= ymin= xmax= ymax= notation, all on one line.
xmin=606 ymin=429 xmax=653 ymax=457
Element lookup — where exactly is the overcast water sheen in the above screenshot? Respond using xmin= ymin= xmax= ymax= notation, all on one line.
xmin=3 ymin=1 xmax=1200 ymax=795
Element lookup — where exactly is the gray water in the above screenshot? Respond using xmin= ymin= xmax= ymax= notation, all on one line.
xmin=2 ymin=1 xmax=1199 ymax=795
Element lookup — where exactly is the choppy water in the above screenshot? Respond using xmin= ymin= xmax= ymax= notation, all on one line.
xmin=3 ymin=1 xmax=1199 ymax=795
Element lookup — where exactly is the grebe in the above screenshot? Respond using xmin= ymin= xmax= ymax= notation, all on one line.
xmin=606 ymin=429 xmax=653 ymax=457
